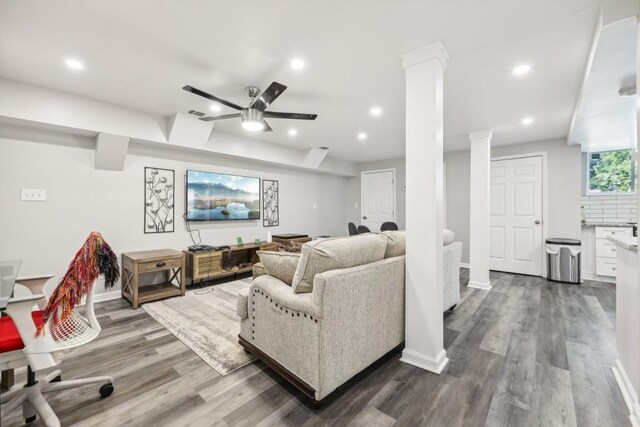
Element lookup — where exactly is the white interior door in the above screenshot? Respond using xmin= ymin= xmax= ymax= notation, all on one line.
xmin=490 ymin=156 xmax=543 ymax=275
xmin=361 ymin=169 xmax=395 ymax=232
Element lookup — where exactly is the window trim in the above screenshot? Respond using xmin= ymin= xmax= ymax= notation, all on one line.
xmin=586 ymin=149 xmax=637 ymax=196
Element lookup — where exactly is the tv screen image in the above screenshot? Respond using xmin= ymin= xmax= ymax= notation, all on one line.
xmin=186 ymin=170 xmax=260 ymax=221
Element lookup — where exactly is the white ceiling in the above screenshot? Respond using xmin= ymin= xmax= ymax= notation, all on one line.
xmin=0 ymin=1 xmax=636 ymax=161
xmin=569 ymin=16 xmax=637 ymax=152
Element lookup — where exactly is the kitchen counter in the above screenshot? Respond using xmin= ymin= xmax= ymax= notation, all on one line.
xmin=607 ymin=235 xmax=638 ymax=251
xmin=582 ymin=222 xmax=636 ymax=228
xmin=610 ymin=232 xmax=640 ymax=423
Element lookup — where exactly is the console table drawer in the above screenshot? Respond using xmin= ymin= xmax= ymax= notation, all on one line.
xmin=139 ymin=257 xmax=182 ymax=273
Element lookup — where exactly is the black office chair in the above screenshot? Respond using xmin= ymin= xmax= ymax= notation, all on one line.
xmin=348 ymin=222 xmax=358 ymax=236
xmin=380 ymin=221 xmax=399 ymax=232
xmin=357 ymin=225 xmax=371 ymax=234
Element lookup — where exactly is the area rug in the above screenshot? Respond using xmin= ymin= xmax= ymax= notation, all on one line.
xmin=142 ymin=278 xmax=255 ymax=376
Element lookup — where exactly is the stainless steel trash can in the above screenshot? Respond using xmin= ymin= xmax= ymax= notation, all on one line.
xmin=546 ymin=238 xmax=581 ymax=284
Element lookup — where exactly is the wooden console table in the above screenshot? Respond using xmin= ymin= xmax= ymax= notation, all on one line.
xmin=185 ymin=243 xmax=274 ymax=284
xmin=121 ymin=249 xmax=185 ymax=309
xmin=272 ymin=234 xmax=312 ymax=245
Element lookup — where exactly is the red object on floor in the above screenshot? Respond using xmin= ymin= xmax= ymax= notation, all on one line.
xmin=0 ymin=311 xmax=45 ymax=353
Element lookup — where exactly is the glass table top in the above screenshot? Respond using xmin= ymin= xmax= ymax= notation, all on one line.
xmin=0 ymin=259 xmax=22 ymax=310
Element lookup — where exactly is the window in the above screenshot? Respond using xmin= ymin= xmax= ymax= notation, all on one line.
xmin=588 ymin=149 xmax=636 ymax=194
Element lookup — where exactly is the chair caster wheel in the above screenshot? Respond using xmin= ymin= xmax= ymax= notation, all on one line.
xmin=25 ymin=415 xmax=36 ymax=424
xmin=99 ymin=383 xmax=114 ymax=398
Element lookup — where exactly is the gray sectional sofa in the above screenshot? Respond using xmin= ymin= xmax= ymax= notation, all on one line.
xmin=237 ymin=230 xmax=462 ymax=402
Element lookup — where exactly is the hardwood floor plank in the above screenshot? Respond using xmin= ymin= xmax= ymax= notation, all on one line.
xmin=346 ymin=405 xmax=396 ymax=427
xmin=528 ymin=363 xmax=577 ymax=427
xmin=479 ymin=286 xmax=525 ymax=356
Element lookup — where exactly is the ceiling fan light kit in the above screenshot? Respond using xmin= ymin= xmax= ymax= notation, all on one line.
xmin=241 ymin=108 xmax=265 ymax=132
xmin=183 ymin=82 xmax=317 ymax=133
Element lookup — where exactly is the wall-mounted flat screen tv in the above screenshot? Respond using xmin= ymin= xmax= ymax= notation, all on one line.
xmin=186 ymin=170 xmax=260 ymax=221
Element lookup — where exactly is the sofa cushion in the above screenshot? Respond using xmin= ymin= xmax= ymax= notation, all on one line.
xmin=381 ymin=229 xmax=454 ymax=255
xmin=252 ymin=262 xmax=267 ymax=278
xmin=292 ymin=234 xmax=387 ymax=294
xmin=236 ymin=287 xmax=250 ymax=320
xmin=443 ymin=229 xmax=455 ymax=246
xmin=381 ymin=230 xmax=406 ymax=258
xmin=256 ymin=251 xmax=301 ymax=286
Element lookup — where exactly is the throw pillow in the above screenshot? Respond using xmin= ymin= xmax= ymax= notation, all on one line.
xmin=291 ymin=233 xmax=387 ymax=294
xmin=443 ymin=229 xmax=455 ymax=246
xmin=256 ymin=251 xmax=301 ymax=286
xmin=381 ymin=230 xmax=405 ymax=258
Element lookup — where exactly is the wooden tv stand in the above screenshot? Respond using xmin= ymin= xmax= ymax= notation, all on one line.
xmin=184 ymin=243 xmax=274 ymax=284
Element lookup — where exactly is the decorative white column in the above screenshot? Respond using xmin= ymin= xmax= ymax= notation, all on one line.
xmin=400 ymin=41 xmax=449 ymax=374
xmin=468 ymin=130 xmax=492 ymax=290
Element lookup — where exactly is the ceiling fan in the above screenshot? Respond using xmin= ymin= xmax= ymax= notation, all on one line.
xmin=183 ymin=82 xmax=317 ymax=132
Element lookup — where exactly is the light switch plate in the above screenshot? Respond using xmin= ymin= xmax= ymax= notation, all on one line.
xmin=312 ymin=203 xmax=317 ymax=210
xmin=21 ymin=188 xmax=46 ymax=202
xmin=354 ymin=202 xmax=359 ymax=208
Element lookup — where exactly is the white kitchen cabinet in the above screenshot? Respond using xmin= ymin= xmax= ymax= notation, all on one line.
xmin=595 ymin=226 xmax=633 ymax=277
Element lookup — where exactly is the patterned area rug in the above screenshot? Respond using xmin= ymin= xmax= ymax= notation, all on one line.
xmin=142 ymin=278 xmax=255 ymax=376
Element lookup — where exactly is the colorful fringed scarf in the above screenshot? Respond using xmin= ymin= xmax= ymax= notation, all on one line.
xmin=37 ymin=232 xmax=119 ymax=335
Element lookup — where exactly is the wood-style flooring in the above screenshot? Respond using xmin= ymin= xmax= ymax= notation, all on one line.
xmin=1 ymin=270 xmax=629 ymax=426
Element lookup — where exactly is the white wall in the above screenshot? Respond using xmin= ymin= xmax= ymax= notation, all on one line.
xmin=445 ymin=138 xmax=582 ymax=264
xmin=443 ymin=150 xmax=471 ymax=263
xmin=0 ymin=132 xmax=348 ymax=297
xmin=345 ymin=158 xmax=406 ymax=231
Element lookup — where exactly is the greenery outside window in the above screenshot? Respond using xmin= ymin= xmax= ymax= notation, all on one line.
xmin=588 ymin=149 xmax=636 ymax=194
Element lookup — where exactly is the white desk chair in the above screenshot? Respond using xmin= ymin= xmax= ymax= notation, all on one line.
xmin=0 ymin=233 xmax=118 ymax=427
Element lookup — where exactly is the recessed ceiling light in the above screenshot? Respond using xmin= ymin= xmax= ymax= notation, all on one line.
xmin=290 ymin=58 xmax=305 ymax=70
xmin=522 ymin=117 xmax=534 ymax=125
xmin=357 ymin=132 xmax=367 ymax=140
xmin=370 ymin=106 xmax=382 ymax=116
xmin=65 ymin=58 xmax=84 ymax=70
xmin=512 ymin=64 xmax=531 ymax=76
xmin=210 ymin=104 xmax=222 ymax=112
xmin=288 ymin=129 xmax=298 ymax=136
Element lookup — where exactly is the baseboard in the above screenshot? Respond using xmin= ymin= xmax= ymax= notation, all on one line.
xmin=612 ymin=359 xmax=640 ymax=427
xmin=84 ymin=290 xmax=121 ymax=305
xmin=460 ymin=262 xmax=470 ymax=269
xmin=400 ymin=348 xmax=449 ymax=374
xmin=582 ymin=271 xmax=615 ymax=284
xmin=468 ymin=280 xmax=492 ymax=290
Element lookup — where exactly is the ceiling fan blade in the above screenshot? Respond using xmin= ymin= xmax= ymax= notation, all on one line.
xmin=199 ymin=113 xmax=242 ymax=122
xmin=251 ymin=82 xmax=287 ymax=111
xmin=263 ymin=120 xmax=273 ymax=132
xmin=183 ymin=85 xmax=243 ymax=110
xmin=263 ymin=111 xmax=318 ymax=120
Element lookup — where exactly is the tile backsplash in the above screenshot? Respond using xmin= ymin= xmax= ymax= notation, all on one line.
xmin=581 ymin=194 xmax=637 ymax=224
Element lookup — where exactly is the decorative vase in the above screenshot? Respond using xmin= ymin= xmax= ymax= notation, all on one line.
xmin=267 ymin=231 xmax=272 ymax=243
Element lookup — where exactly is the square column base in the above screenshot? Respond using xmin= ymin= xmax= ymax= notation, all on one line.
xmin=400 ymin=348 xmax=449 ymax=374
xmin=468 ymin=280 xmax=492 ymax=290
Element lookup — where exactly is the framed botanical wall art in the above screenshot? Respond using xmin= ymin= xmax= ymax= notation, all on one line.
xmin=144 ymin=167 xmax=175 ymax=233
xmin=262 ymin=179 xmax=279 ymax=227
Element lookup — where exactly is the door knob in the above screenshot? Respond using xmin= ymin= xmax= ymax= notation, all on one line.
xmin=363 ymin=216 xmax=368 ymax=220
xmin=534 ymin=220 xmax=541 ymax=225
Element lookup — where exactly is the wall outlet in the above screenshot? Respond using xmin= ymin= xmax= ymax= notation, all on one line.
xmin=21 ymin=188 xmax=46 ymax=202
